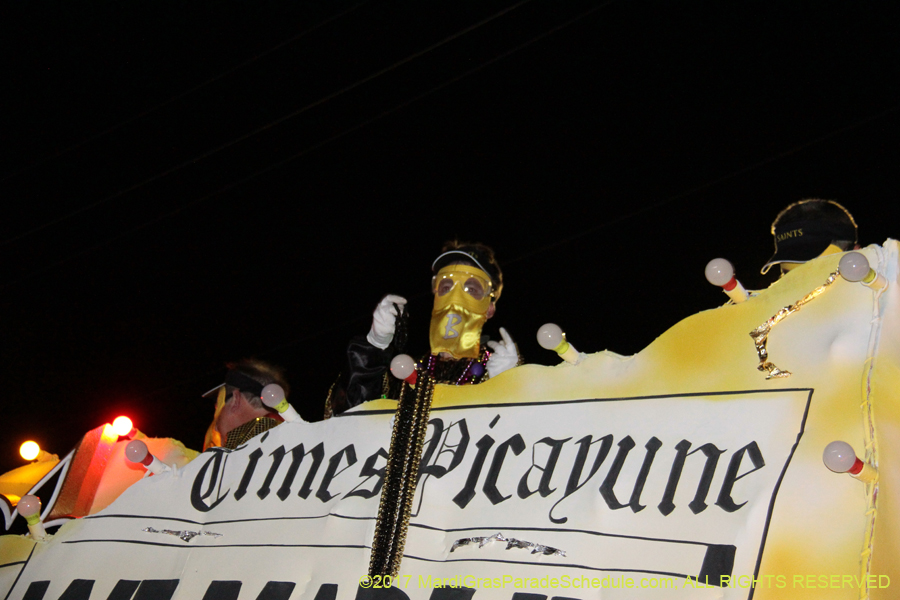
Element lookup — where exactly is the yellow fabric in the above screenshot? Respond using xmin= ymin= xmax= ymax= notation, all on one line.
xmin=782 ymin=243 xmax=844 ymax=272
xmin=429 ymin=265 xmax=492 ymax=359
xmin=0 ymin=458 xmax=60 ymax=500
xmin=202 ymin=386 xmax=227 ymax=450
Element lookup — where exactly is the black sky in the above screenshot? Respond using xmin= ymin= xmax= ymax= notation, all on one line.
xmin=2 ymin=0 xmax=899 ymax=475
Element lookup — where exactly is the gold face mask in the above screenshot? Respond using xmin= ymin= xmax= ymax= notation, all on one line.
xmin=429 ymin=264 xmax=494 ymax=358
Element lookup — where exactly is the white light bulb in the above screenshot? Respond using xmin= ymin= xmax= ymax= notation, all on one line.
xmin=260 ymin=383 xmax=301 ymax=421
xmin=17 ymin=495 xmax=41 ymax=518
xmin=261 ymin=383 xmax=286 ymax=408
xmin=705 ymin=258 xmax=735 ymax=287
xmin=18 ymin=493 xmax=47 ymax=540
xmin=390 ymin=354 xmax=416 ymax=380
xmin=823 ymin=441 xmax=857 ymax=473
xmin=839 ymin=252 xmax=870 ymax=282
xmin=125 ymin=440 xmax=149 ymax=464
xmin=537 ymin=323 xmax=564 ymax=350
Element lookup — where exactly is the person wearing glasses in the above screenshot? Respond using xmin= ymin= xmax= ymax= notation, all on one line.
xmin=203 ymin=359 xmax=291 ymax=450
xmin=325 ymin=241 xmax=519 ymax=417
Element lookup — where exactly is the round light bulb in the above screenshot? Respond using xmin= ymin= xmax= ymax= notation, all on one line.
xmin=20 ymin=441 xmax=40 ymax=461
xmin=839 ymin=252 xmax=870 ymax=282
xmin=390 ymin=354 xmax=416 ymax=380
xmin=17 ymin=494 xmax=41 ymax=518
xmin=125 ymin=440 xmax=149 ymax=464
xmin=112 ymin=416 xmax=134 ymax=437
xmin=261 ymin=383 xmax=286 ymax=408
xmin=537 ymin=323 xmax=564 ymax=350
xmin=823 ymin=441 xmax=857 ymax=473
xmin=705 ymin=258 xmax=735 ymax=287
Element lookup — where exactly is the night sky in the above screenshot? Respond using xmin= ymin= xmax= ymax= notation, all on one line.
xmin=3 ymin=1 xmax=899 ymax=475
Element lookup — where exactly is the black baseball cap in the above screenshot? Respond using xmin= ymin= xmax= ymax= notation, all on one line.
xmin=202 ymin=369 xmax=265 ymax=398
xmin=761 ymin=199 xmax=857 ymax=274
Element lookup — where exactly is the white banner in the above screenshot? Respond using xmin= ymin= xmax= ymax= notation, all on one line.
xmin=3 ymin=389 xmax=810 ymax=600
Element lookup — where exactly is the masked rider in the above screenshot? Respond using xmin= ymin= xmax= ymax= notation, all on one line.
xmin=325 ymin=242 xmax=519 ymax=417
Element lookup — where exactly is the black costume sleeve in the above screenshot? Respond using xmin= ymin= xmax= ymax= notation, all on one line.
xmin=328 ymin=335 xmax=392 ymax=415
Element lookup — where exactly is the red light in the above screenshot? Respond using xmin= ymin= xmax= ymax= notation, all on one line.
xmin=112 ymin=416 xmax=134 ymax=437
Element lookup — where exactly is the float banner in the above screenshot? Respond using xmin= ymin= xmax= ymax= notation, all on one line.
xmin=2 ymin=388 xmax=810 ymax=600
xmin=8 ymin=242 xmax=899 ymax=599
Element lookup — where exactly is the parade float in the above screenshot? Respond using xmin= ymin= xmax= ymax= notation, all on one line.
xmin=1 ymin=243 xmax=897 ymax=600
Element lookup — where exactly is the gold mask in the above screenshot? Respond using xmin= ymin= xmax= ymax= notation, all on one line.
xmin=429 ymin=265 xmax=493 ymax=358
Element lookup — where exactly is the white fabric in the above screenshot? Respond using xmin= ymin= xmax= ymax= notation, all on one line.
xmin=366 ymin=294 xmax=407 ymax=349
xmin=486 ymin=326 xmax=518 ymax=378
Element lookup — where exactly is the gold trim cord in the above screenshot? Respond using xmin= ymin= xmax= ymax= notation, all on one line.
xmin=749 ymin=271 xmax=839 ymax=379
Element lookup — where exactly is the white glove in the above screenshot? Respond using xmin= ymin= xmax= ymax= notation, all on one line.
xmin=486 ymin=327 xmax=519 ymax=379
xmin=367 ymin=294 xmax=407 ymax=349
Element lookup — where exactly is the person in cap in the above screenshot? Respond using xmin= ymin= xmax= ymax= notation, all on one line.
xmin=325 ymin=241 xmax=519 ymax=417
xmin=203 ymin=358 xmax=290 ymax=450
xmin=761 ymin=199 xmax=859 ymax=275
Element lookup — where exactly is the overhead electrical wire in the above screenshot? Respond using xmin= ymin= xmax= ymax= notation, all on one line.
xmin=242 ymin=96 xmax=900 ymax=363
xmin=0 ymin=0 xmax=373 ymax=188
xmin=118 ymin=1 xmax=623 ymax=403
xmin=503 ymin=100 xmax=900 ymax=268
xmin=0 ymin=0 xmax=611 ymax=295
xmin=125 ymin=7 xmax=900 ymax=404
xmin=1 ymin=0 xmax=534 ymax=247
xmin=4 ymin=1 xmax=896 ymax=299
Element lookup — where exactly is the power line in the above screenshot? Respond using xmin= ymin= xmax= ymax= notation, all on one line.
xmin=504 ymin=100 xmax=900 ymax=267
xmin=2 ymin=0 xmax=534 ymax=247
xmin=144 ymin=97 xmax=900 ymax=402
xmin=247 ymin=98 xmax=900 ymax=363
xmin=5 ymin=1 xmax=896 ymax=295
xmin=56 ymin=1 xmax=623 ymax=404
xmin=0 ymin=0 xmax=373 ymax=188
xmin=0 ymin=0 xmax=611 ymax=293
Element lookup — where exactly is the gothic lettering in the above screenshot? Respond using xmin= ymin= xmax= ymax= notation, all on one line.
xmin=278 ymin=443 xmax=325 ymax=501
xmin=453 ymin=434 xmax=494 ymax=509
xmin=716 ymin=441 xmax=765 ymax=512
xmin=419 ymin=418 xmax=470 ymax=480
xmin=549 ymin=434 xmax=613 ymax=524
xmin=517 ymin=436 xmax=571 ymax=499
xmin=628 ymin=436 xmax=662 ymax=513
xmin=191 ymin=450 xmax=230 ymax=512
xmin=344 ymin=448 xmax=389 ymax=499
xmin=316 ymin=445 xmax=358 ymax=503
xmin=483 ymin=434 xmax=526 ymax=505
xmin=185 ymin=415 xmax=766 ymax=521
xmin=598 ymin=436 xmax=636 ymax=509
xmin=234 ymin=448 xmax=263 ymax=501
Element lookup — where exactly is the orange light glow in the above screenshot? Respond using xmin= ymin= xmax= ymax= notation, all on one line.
xmin=20 ymin=441 xmax=40 ymax=461
xmin=112 ymin=416 xmax=134 ymax=437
